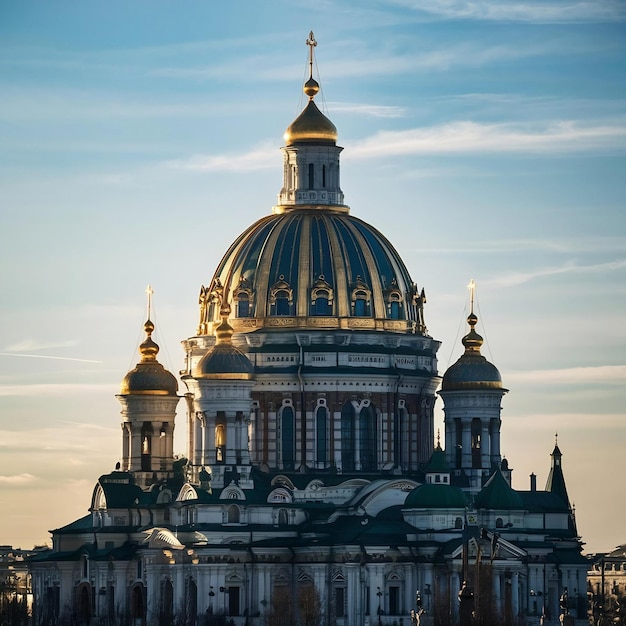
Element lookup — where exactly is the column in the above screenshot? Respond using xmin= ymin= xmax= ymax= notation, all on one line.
xmin=490 ymin=419 xmax=501 ymax=464
xmin=461 ymin=421 xmax=472 ymax=468
xmin=481 ymin=421 xmax=490 ymax=469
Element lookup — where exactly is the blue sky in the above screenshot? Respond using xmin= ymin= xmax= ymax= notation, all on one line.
xmin=0 ymin=1 xmax=624 ymax=553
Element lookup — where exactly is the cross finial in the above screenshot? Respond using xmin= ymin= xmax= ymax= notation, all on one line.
xmin=306 ymin=31 xmax=317 ymax=79
xmin=467 ymin=279 xmax=476 ymax=314
xmin=145 ymin=284 xmax=153 ymax=320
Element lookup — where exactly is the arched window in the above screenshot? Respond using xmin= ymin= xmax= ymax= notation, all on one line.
xmin=360 ymin=404 xmax=377 ymax=471
xmin=228 ymin=505 xmax=240 ymax=524
xmin=316 ymin=405 xmax=328 ymax=465
xmin=215 ymin=423 xmax=225 ymax=464
xmin=351 ymin=277 xmax=371 ymax=317
xmin=270 ymin=276 xmax=293 ymax=317
xmin=278 ymin=509 xmax=288 ymax=525
xmin=141 ymin=422 xmax=153 ymax=471
xmin=341 ymin=402 xmax=356 ymax=472
xmin=496 ymin=517 xmax=504 ymax=529
xmin=236 ymin=292 xmax=250 ymax=318
xmin=308 ymin=163 xmax=315 ymax=189
xmin=471 ymin=418 xmax=482 ymax=469
xmin=185 ymin=579 xmax=197 ymax=626
xmin=385 ymin=279 xmax=403 ymax=320
xmin=281 ymin=405 xmax=295 ymax=470
xmin=322 ymin=164 xmax=326 ymax=188
xmin=161 ymin=580 xmax=174 ymax=623
xmin=455 ymin=517 xmax=463 ymax=529
xmin=311 ymin=275 xmax=334 ymax=316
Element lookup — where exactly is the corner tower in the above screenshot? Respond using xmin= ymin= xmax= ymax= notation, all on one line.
xmin=439 ymin=282 xmax=508 ymax=494
xmin=116 ymin=289 xmax=179 ymax=488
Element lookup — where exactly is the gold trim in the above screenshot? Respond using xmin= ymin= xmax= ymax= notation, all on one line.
xmin=272 ymin=204 xmax=350 ymax=214
xmin=196 ymin=373 xmax=253 ymax=380
xmin=297 ymin=216 xmax=311 ymax=317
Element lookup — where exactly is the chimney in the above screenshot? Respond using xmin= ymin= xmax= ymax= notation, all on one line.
xmin=530 ymin=473 xmax=537 ymax=492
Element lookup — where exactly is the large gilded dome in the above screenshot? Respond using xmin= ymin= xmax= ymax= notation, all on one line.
xmin=196 ymin=41 xmax=427 ymax=338
xmin=198 ymin=210 xmax=427 ymax=336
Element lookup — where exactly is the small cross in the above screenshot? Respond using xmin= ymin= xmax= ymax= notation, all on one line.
xmin=306 ymin=31 xmax=317 ymax=78
xmin=146 ymin=284 xmax=153 ymax=320
xmin=467 ymin=279 xmax=476 ymax=313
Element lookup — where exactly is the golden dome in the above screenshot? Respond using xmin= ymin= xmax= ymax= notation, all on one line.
xmin=441 ymin=311 xmax=504 ymax=391
xmin=284 ymin=99 xmax=337 ymax=145
xmin=194 ymin=307 xmax=253 ymax=379
xmin=120 ymin=319 xmax=178 ymax=396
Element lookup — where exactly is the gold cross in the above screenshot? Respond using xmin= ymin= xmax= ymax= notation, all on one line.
xmin=146 ymin=284 xmax=153 ymax=320
xmin=306 ymin=31 xmax=317 ymax=79
xmin=467 ymin=279 xmax=476 ymax=314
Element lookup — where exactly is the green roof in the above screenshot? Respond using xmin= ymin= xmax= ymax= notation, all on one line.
xmin=404 ymin=483 xmax=469 ymax=509
xmin=474 ymin=470 xmax=524 ymax=510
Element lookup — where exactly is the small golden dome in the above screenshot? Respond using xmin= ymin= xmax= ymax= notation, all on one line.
xmin=284 ymin=100 xmax=337 ymax=145
xmin=120 ymin=319 xmax=178 ymax=396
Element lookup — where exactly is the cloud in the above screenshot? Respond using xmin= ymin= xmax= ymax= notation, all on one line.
xmin=414 ymin=236 xmax=626 ymax=255
xmin=484 ymin=259 xmax=626 ymax=288
xmin=167 ymin=118 xmax=626 ymax=173
xmin=166 ymin=144 xmax=277 ymax=172
xmin=348 ymin=119 xmax=626 ymax=158
xmin=506 ymin=365 xmax=626 ymax=385
xmin=0 ymin=473 xmax=37 ymax=486
xmin=328 ymin=102 xmax=406 ymax=118
xmin=3 ymin=338 xmax=79 ymax=352
xmin=0 ymin=353 xmax=103 ymax=364
xmin=392 ymin=0 xmax=626 ymax=23
xmin=0 ymin=383 xmax=114 ymax=397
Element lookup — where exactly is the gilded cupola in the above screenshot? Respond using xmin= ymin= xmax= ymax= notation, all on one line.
xmin=194 ymin=306 xmax=253 ymax=379
xmin=120 ymin=292 xmax=178 ymax=396
xmin=441 ymin=282 xmax=504 ymax=391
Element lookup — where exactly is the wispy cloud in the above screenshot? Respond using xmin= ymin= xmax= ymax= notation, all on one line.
xmin=168 ymin=118 xmax=626 ymax=173
xmin=0 ymin=473 xmax=37 ymax=486
xmin=328 ymin=102 xmax=406 ymax=118
xmin=484 ymin=259 xmax=626 ymax=288
xmin=4 ymin=338 xmax=78 ymax=352
xmin=348 ymin=119 xmax=626 ymax=158
xmin=507 ymin=365 xmax=626 ymax=385
xmin=0 ymin=353 xmax=103 ymax=364
xmin=0 ymin=383 xmax=113 ymax=397
xmin=392 ymin=0 xmax=626 ymax=23
xmin=415 ymin=236 xmax=626 ymax=255
xmin=166 ymin=143 xmax=277 ymax=172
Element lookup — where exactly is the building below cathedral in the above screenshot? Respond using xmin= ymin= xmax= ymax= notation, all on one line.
xmin=29 ymin=34 xmax=587 ymax=626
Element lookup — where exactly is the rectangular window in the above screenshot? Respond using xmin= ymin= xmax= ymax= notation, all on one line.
xmin=228 ymin=587 xmax=240 ymax=616
xmin=389 ymin=586 xmax=400 ymax=615
xmin=335 ymin=587 xmax=346 ymax=618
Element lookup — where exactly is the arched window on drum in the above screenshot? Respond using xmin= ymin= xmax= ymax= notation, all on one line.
xmin=270 ymin=276 xmax=293 ymax=317
xmin=234 ymin=276 xmax=253 ymax=318
xmin=350 ymin=276 xmax=371 ymax=317
xmin=310 ymin=275 xmax=334 ymax=316
xmin=384 ymin=278 xmax=404 ymax=320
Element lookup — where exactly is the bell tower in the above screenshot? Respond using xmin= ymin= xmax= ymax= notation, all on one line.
xmin=116 ymin=287 xmax=179 ymax=488
xmin=438 ymin=281 xmax=508 ymax=494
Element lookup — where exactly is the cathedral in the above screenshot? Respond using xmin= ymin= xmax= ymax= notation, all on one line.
xmin=30 ymin=35 xmax=588 ymax=626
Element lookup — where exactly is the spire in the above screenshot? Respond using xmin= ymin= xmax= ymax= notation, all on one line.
xmin=304 ymin=31 xmax=320 ymax=99
xmin=461 ymin=278 xmax=484 ymax=354
xmin=545 ymin=436 xmax=570 ymax=506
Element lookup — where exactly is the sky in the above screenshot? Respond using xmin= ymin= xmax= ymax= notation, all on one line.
xmin=0 ymin=0 xmax=624 ymax=554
